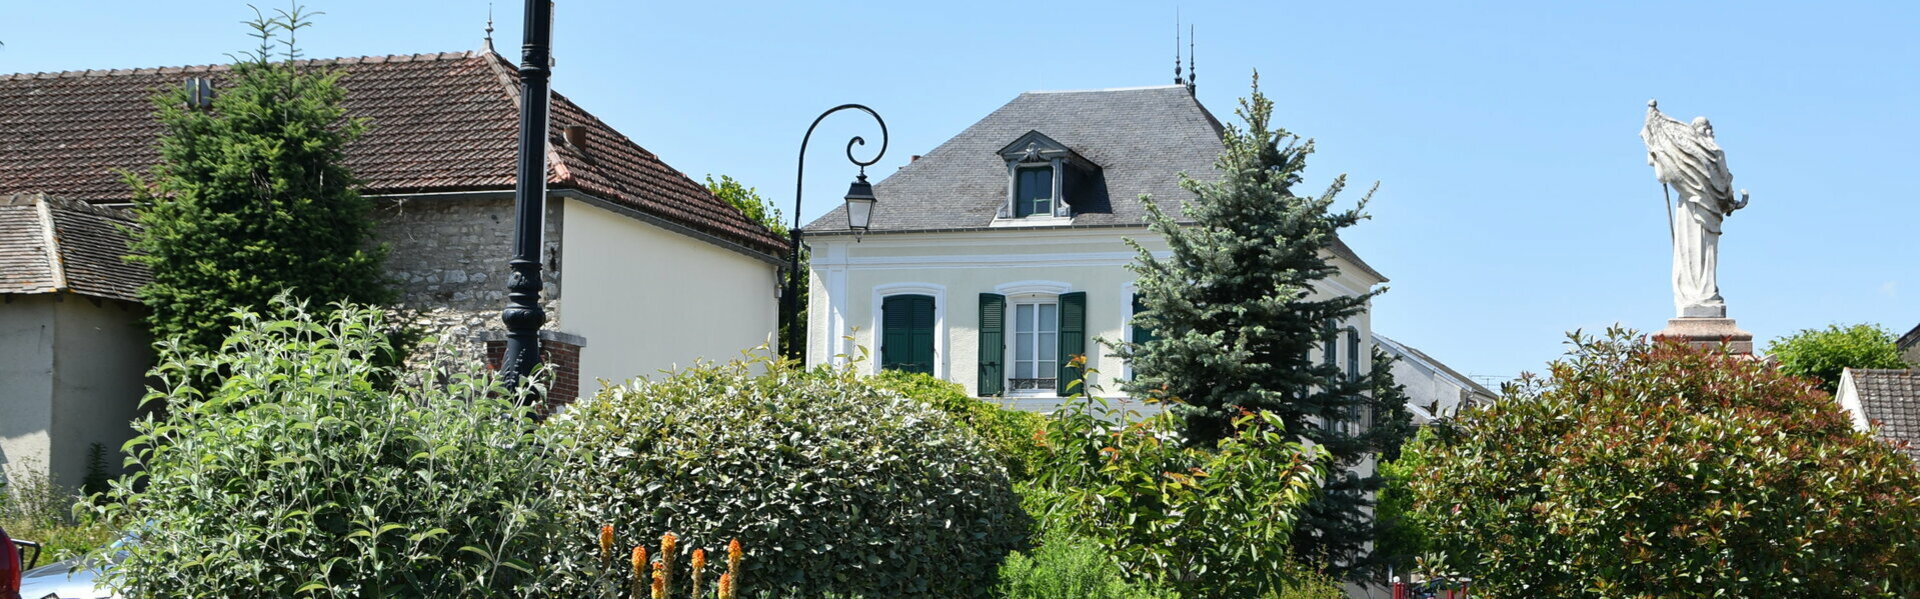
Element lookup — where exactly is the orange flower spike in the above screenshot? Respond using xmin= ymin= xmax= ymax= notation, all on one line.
xmin=631 ymin=546 xmax=647 ymax=579
xmin=717 ymin=573 xmax=734 ymax=599
xmin=650 ymin=561 xmax=666 ymax=599
xmin=690 ymin=549 xmax=708 ymax=599
xmin=727 ymin=538 xmax=743 ymax=581
xmin=599 ymin=524 xmax=615 ymax=561
xmin=659 ymin=533 xmax=678 ymax=595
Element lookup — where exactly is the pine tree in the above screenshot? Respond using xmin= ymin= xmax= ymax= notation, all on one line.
xmin=1117 ymin=73 xmax=1407 ymax=578
xmin=127 ymin=7 xmax=389 ymax=354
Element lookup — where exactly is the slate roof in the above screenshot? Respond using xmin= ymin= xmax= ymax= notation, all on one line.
xmin=1846 ymin=369 xmax=1920 ymax=461
xmin=0 ymin=193 xmax=147 ymax=301
xmin=805 ymin=85 xmax=1383 ymax=281
xmin=0 ymin=50 xmax=787 ymax=259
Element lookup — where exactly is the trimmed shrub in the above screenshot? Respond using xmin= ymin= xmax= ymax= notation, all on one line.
xmin=995 ymin=535 xmax=1178 ymax=599
xmin=871 ymin=370 xmax=1046 ymax=481
xmin=99 ymin=301 xmax=561 ymax=598
xmin=1022 ymin=397 xmax=1326 ymax=597
xmin=544 ymin=356 xmax=1026 ymax=599
xmin=1407 ymin=329 xmax=1920 ymax=597
xmin=1765 ymin=322 xmax=1909 ymax=392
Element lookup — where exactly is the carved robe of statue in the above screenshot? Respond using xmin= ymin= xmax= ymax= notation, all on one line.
xmin=1640 ymin=101 xmax=1747 ymax=318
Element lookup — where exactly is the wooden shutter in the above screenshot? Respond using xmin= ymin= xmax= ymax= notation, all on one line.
xmin=978 ymin=293 xmax=1006 ymax=396
xmin=1057 ymin=291 xmax=1087 ymax=395
xmin=1130 ymin=293 xmax=1157 ymax=345
xmin=881 ymin=295 xmax=935 ymax=374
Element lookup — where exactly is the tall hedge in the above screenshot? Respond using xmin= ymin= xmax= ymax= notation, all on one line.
xmin=127 ymin=9 xmax=389 ymax=353
xmin=543 ymin=357 xmax=1027 ymax=599
xmin=1406 ymin=329 xmax=1920 ymax=597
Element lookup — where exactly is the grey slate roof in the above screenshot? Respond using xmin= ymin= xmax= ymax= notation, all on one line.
xmin=806 ymin=85 xmax=1386 ymax=283
xmin=0 ymin=193 xmax=147 ymax=301
xmin=807 ymin=85 xmax=1225 ymax=232
xmin=1847 ymin=369 xmax=1920 ymax=461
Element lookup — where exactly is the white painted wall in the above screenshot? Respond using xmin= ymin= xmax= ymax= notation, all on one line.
xmin=0 ymin=296 xmax=148 ymax=490
xmin=0 ymin=295 xmax=56 ymax=488
xmin=805 ymin=227 xmax=1383 ymax=411
xmin=558 ymin=198 xmax=781 ymax=391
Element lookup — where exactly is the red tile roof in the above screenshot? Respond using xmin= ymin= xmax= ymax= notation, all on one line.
xmin=0 ymin=50 xmax=787 ymax=258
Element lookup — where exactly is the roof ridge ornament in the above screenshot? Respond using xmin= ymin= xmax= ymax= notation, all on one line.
xmin=1173 ymin=9 xmax=1184 ymax=86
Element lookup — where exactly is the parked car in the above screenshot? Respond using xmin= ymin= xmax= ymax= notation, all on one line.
xmin=10 ymin=532 xmax=125 ymax=599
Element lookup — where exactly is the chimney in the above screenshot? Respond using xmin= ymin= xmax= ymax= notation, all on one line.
xmin=562 ymin=125 xmax=589 ymax=154
xmin=910 ymin=155 xmax=922 ymax=162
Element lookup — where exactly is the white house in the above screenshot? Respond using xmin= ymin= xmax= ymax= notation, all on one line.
xmin=1373 ymin=334 xmax=1498 ymax=424
xmin=801 ymin=84 xmax=1387 ymax=411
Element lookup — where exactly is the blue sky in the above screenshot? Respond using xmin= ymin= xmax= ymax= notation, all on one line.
xmin=5 ymin=1 xmax=1915 ymax=382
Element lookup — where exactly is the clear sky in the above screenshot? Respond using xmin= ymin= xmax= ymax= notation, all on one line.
xmin=5 ymin=1 xmax=1915 ymax=383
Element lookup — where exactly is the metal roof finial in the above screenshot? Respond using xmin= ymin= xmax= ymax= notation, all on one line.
xmin=1187 ymin=24 xmax=1196 ymax=94
xmin=1173 ymin=9 xmax=1184 ymax=86
xmin=483 ymin=3 xmax=495 ymax=51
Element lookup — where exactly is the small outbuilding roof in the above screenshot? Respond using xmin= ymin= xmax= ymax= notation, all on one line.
xmin=0 ymin=193 xmax=147 ymax=301
xmin=1838 ymin=368 xmax=1920 ymax=461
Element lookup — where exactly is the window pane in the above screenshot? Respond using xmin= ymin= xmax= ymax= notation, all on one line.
xmin=1039 ymin=330 xmax=1056 ymax=360
xmin=1015 ymin=359 xmax=1032 ymax=379
xmin=1015 ymin=167 xmax=1052 ymax=217
xmin=1039 ymin=304 xmax=1057 ymax=332
xmin=1016 ymin=304 xmax=1034 ymax=331
xmin=1016 ymin=332 xmax=1034 ymax=362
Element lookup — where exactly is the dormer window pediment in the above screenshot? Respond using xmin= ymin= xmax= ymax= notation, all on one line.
xmin=995 ymin=130 xmax=1099 ymax=221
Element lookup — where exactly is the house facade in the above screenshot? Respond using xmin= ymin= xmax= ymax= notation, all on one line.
xmin=1835 ymin=368 xmax=1920 ymax=462
xmin=802 ymin=85 xmax=1386 ymax=411
xmin=1373 ymin=334 xmax=1498 ymax=424
xmin=0 ymin=50 xmax=787 ymax=487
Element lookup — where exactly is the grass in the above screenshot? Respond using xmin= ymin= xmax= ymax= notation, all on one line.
xmin=2 ymin=467 xmax=119 ymax=563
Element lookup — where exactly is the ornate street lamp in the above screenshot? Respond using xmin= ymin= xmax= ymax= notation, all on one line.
xmin=785 ymin=104 xmax=887 ymax=362
xmin=500 ymin=0 xmax=554 ymax=402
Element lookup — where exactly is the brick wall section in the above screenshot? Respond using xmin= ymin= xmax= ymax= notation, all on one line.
xmin=484 ymin=336 xmax=583 ymax=414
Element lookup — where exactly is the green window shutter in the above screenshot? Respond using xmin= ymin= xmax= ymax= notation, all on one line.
xmin=978 ymin=293 xmax=1006 ymax=396
xmin=1057 ymin=291 xmax=1087 ymax=395
xmin=881 ymin=295 xmax=935 ymax=375
xmin=1130 ymin=293 xmax=1157 ymax=345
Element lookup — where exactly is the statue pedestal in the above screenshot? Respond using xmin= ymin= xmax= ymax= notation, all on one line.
xmin=1652 ymin=317 xmax=1753 ymax=355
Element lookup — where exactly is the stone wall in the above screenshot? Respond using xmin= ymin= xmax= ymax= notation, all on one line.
xmin=371 ymin=194 xmax=565 ymax=364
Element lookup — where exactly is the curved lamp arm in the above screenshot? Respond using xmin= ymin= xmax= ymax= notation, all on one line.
xmin=785 ymin=104 xmax=888 ymax=362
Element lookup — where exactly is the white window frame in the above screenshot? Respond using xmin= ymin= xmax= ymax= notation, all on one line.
xmin=869 ymin=282 xmax=947 ymax=378
xmin=994 ymin=280 xmax=1072 ymax=397
xmin=1007 ymin=298 xmax=1060 ymax=396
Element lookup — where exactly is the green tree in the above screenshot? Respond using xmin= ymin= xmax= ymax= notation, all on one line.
xmin=126 ymin=7 xmax=389 ymax=354
xmin=1408 ymin=330 xmax=1920 ymax=597
xmin=1765 ymin=323 xmax=1908 ymax=392
xmin=1116 ymin=73 xmax=1400 ymax=577
xmin=706 ymin=174 xmax=803 ymax=352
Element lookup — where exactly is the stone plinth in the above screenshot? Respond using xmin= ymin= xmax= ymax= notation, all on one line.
xmin=1653 ymin=317 xmax=1753 ymax=355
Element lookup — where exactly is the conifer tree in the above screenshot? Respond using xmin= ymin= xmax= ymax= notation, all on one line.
xmin=127 ymin=7 xmax=389 ymax=353
xmin=1117 ymin=74 xmax=1408 ymax=578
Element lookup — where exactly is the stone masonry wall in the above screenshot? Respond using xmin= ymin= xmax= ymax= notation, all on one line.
xmin=372 ymin=194 xmax=565 ymax=366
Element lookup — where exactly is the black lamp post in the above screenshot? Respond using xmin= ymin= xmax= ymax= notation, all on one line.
xmin=784 ymin=105 xmax=887 ymax=362
xmin=500 ymin=0 xmax=554 ymax=400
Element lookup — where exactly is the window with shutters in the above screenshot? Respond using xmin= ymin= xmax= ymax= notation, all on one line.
xmin=1010 ymin=300 xmax=1058 ymax=392
xmin=880 ymin=294 xmax=936 ymax=375
xmin=1345 ymin=326 xmax=1365 ymax=433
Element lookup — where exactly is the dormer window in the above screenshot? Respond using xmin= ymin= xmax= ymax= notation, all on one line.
xmin=996 ymin=130 xmax=1098 ymax=222
xmin=1014 ymin=166 xmax=1053 ymax=217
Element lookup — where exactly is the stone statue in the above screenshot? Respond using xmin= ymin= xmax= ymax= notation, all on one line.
xmin=1640 ymin=100 xmax=1749 ymax=318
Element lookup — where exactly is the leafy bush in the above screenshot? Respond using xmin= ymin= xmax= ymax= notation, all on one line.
xmin=1407 ymin=329 xmax=1920 ymax=597
xmin=1371 ymin=426 xmax=1436 ymax=576
xmin=1765 ymin=322 xmax=1909 ymax=392
xmin=995 ymin=535 xmax=1177 ymax=599
xmin=543 ymin=356 xmax=1026 ymax=599
xmin=1022 ymin=397 xmax=1325 ymax=597
xmin=99 ymin=301 xmax=561 ymax=598
xmin=872 ymin=370 xmax=1046 ymax=480
xmin=0 ymin=464 xmax=117 ymax=561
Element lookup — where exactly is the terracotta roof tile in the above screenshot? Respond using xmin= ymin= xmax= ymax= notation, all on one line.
xmin=0 ymin=193 xmax=147 ymax=301
xmin=0 ymin=50 xmax=787 ymax=258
